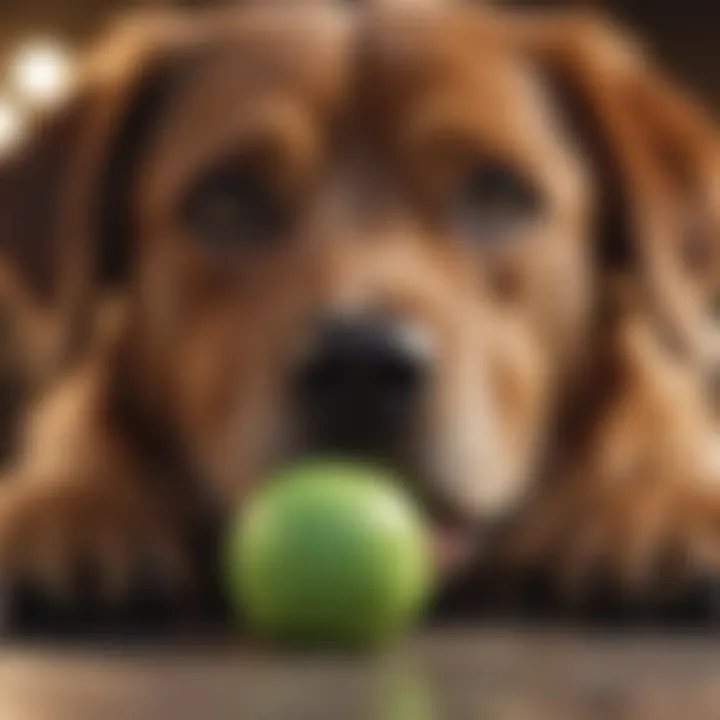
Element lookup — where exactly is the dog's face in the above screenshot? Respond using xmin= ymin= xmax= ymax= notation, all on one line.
xmin=1 ymin=7 xmax=718 ymax=570
xmin=128 ymin=10 xmax=589 ymax=536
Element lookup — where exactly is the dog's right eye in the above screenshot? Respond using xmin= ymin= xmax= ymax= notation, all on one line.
xmin=183 ymin=166 xmax=288 ymax=249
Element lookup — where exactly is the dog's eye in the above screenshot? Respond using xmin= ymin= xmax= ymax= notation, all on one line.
xmin=183 ymin=166 xmax=287 ymax=248
xmin=451 ymin=161 xmax=543 ymax=242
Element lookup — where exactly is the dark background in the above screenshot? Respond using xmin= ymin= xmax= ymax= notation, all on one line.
xmin=511 ymin=0 xmax=720 ymax=106
xmin=0 ymin=0 xmax=718 ymax=107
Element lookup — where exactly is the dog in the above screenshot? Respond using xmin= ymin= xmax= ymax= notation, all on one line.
xmin=0 ymin=1 xmax=717 ymax=629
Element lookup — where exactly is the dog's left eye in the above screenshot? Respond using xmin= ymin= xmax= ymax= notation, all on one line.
xmin=450 ymin=161 xmax=543 ymax=242
xmin=183 ymin=166 xmax=287 ymax=248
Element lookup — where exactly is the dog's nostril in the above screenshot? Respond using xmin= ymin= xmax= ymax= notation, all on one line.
xmin=371 ymin=352 xmax=421 ymax=393
xmin=296 ymin=318 xmax=428 ymax=440
xmin=306 ymin=351 xmax=421 ymax=402
xmin=302 ymin=355 xmax=347 ymax=397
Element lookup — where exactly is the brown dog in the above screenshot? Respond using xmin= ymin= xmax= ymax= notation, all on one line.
xmin=0 ymin=3 xmax=717 ymax=628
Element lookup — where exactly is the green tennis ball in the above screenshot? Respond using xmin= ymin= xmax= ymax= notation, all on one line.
xmin=225 ymin=459 xmax=433 ymax=648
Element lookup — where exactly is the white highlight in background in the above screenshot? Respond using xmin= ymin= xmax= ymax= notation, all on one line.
xmin=10 ymin=39 xmax=74 ymax=108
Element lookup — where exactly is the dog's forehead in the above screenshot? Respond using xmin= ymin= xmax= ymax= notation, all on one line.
xmin=171 ymin=11 xmax=354 ymax=116
xmin=137 ymin=8 xmax=553 ymax=209
xmin=360 ymin=13 xmax=550 ymax=145
xmin=159 ymin=9 xmax=531 ymax=126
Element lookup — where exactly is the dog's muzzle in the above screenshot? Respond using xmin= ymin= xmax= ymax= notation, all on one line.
xmin=294 ymin=315 xmax=431 ymax=458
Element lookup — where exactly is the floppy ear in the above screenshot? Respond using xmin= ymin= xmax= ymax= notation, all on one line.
xmin=0 ymin=12 xmax=198 ymax=377
xmin=525 ymin=13 xmax=720 ymax=372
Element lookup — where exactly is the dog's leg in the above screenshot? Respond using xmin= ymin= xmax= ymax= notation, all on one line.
xmin=0 ymin=473 xmax=198 ymax=635
xmin=489 ymin=317 xmax=720 ymax=624
xmin=0 ymin=360 xmax=203 ymax=636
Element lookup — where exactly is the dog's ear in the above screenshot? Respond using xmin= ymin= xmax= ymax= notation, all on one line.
xmin=0 ymin=12 xmax=199 ymax=376
xmin=523 ymin=13 xmax=720 ymax=369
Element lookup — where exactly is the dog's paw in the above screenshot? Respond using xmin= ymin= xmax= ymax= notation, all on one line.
xmin=0 ymin=476 xmax=195 ymax=636
xmin=493 ymin=481 xmax=720 ymax=625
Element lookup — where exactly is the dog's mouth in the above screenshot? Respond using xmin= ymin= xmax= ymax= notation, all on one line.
xmin=275 ymin=414 xmax=484 ymax=579
xmin=279 ymin=442 xmax=482 ymax=578
xmin=414 ymin=483 xmax=482 ymax=579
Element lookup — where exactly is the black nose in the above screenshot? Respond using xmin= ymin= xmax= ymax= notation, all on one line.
xmin=295 ymin=317 xmax=429 ymax=454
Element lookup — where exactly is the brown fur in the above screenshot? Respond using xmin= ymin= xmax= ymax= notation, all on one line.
xmin=0 ymin=5 xmax=717 ymax=618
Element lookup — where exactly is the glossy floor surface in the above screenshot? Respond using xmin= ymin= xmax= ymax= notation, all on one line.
xmin=1 ymin=628 xmax=719 ymax=720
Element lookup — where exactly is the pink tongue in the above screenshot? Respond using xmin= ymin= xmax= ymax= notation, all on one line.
xmin=432 ymin=524 xmax=476 ymax=576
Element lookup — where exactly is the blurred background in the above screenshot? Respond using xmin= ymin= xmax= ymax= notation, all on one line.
xmin=0 ymin=0 xmax=716 ymax=157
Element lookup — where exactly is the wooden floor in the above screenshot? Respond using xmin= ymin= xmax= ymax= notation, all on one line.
xmin=0 ymin=628 xmax=719 ymax=719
